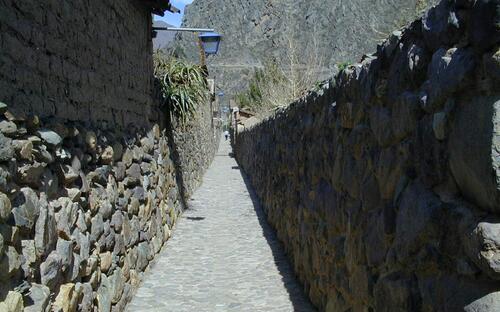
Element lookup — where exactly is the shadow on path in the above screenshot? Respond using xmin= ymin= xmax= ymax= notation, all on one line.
xmin=128 ymin=140 xmax=316 ymax=311
xmin=231 ymin=151 xmax=317 ymax=311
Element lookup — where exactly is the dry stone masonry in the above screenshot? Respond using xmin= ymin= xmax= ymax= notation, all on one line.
xmin=236 ymin=1 xmax=500 ymax=311
xmin=0 ymin=101 xmax=218 ymax=311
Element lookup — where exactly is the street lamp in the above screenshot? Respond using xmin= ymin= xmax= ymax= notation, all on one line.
xmin=198 ymin=32 xmax=222 ymax=55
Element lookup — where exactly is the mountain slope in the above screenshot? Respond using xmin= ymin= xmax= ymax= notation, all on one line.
xmin=172 ymin=0 xmax=436 ymax=101
xmin=153 ymin=20 xmax=176 ymax=50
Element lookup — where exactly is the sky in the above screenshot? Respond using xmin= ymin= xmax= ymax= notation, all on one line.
xmin=154 ymin=0 xmax=193 ymax=27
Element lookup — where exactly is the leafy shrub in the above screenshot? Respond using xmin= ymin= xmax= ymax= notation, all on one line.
xmin=235 ymin=59 xmax=325 ymax=117
xmin=154 ymin=53 xmax=209 ymax=124
xmin=235 ymin=32 xmax=327 ymax=117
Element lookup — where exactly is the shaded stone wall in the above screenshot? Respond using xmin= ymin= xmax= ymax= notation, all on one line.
xmin=236 ymin=1 xmax=500 ymax=311
xmin=0 ymin=0 xmax=154 ymax=128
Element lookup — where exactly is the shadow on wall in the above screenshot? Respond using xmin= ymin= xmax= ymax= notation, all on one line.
xmin=153 ymin=83 xmax=188 ymax=213
xmin=155 ymin=76 xmax=221 ymax=211
xmin=165 ymin=116 xmax=189 ymax=211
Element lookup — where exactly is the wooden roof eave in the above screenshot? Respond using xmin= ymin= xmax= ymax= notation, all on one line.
xmin=140 ymin=0 xmax=180 ymax=15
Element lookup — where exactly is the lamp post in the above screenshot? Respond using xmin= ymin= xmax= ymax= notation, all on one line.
xmin=152 ymin=26 xmax=214 ymax=32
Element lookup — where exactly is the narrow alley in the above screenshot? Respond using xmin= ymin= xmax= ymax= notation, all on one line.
xmin=127 ymin=140 xmax=315 ymax=311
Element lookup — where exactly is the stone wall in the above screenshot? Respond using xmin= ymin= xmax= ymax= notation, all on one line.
xmin=0 ymin=97 xmax=218 ymax=311
xmin=236 ymin=1 xmax=500 ymax=311
xmin=0 ymin=0 xmax=155 ymax=128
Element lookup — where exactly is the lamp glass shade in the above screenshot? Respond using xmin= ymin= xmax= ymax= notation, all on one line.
xmin=199 ymin=32 xmax=221 ymax=55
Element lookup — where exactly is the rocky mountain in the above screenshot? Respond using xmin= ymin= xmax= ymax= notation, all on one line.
xmin=153 ymin=21 xmax=176 ymax=50
xmin=171 ymin=0 xmax=437 ymax=103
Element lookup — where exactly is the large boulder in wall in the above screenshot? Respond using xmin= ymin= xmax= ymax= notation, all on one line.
xmin=449 ymin=96 xmax=500 ymax=212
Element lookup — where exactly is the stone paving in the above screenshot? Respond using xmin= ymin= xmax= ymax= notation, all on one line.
xmin=127 ymin=139 xmax=316 ymax=312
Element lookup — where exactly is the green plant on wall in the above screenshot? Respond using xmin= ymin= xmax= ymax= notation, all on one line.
xmin=154 ymin=53 xmax=209 ymax=124
xmin=337 ymin=61 xmax=352 ymax=72
xmin=416 ymin=0 xmax=431 ymax=15
xmin=235 ymin=67 xmax=266 ymax=110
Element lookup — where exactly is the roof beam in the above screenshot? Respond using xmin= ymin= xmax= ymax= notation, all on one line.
xmin=140 ymin=0 xmax=180 ymax=14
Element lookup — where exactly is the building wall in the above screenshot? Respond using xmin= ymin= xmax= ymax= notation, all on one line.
xmin=0 ymin=0 xmax=155 ymax=128
xmin=236 ymin=1 xmax=500 ymax=311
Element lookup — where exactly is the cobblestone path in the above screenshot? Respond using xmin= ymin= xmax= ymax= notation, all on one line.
xmin=127 ymin=139 xmax=315 ymax=312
